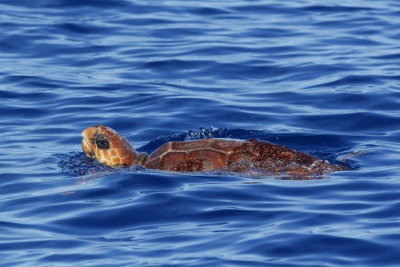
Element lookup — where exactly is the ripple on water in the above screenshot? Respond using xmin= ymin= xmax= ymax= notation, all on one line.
xmin=1 ymin=0 xmax=400 ymax=266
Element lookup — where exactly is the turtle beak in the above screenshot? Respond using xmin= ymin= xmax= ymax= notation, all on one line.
xmin=82 ymin=128 xmax=96 ymax=158
xmin=82 ymin=137 xmax=95 ymax=158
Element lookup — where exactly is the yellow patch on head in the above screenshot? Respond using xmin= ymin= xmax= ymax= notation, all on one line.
xmin=82 ymin=125 xmax=139 ymax=167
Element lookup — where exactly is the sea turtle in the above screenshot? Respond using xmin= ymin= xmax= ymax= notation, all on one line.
xmin=82 ymin=125 xmax=346 ymax=176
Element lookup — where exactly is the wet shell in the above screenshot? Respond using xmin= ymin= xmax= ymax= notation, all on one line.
xmin=144 ymin=138 xmax=345 ymax=175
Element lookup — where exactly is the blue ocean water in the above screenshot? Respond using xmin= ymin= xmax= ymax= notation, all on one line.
xmin=1 ymin=0 xmax=400 ymax=265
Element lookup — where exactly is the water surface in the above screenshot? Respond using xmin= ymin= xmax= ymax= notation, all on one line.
xmin=1 ymin=0 xmax=400 ymax=266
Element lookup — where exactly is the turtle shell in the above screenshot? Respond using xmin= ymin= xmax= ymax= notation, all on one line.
xmin=144 ymin=139 xmax=243 ymax=172
xmin=144 ymin=138 xmax=345 ymax=175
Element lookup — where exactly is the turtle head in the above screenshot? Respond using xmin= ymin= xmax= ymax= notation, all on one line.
xmin=82 ymin=125 xmax=141 ymax=167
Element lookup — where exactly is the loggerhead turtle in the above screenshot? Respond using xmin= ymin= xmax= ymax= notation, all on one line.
xmin=82 ymin=125 xmax=346 ymax=176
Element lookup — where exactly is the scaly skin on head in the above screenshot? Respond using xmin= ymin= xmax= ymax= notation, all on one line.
xmin=81 ymin=125 xmax=148 ymax=167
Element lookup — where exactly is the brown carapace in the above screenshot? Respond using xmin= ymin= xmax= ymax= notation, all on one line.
xmin=82 ymin=125 xmax=346 ymax=176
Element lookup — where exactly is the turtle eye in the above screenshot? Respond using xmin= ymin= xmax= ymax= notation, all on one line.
xmin=95 ymin=134 xmax=110 ymax=150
